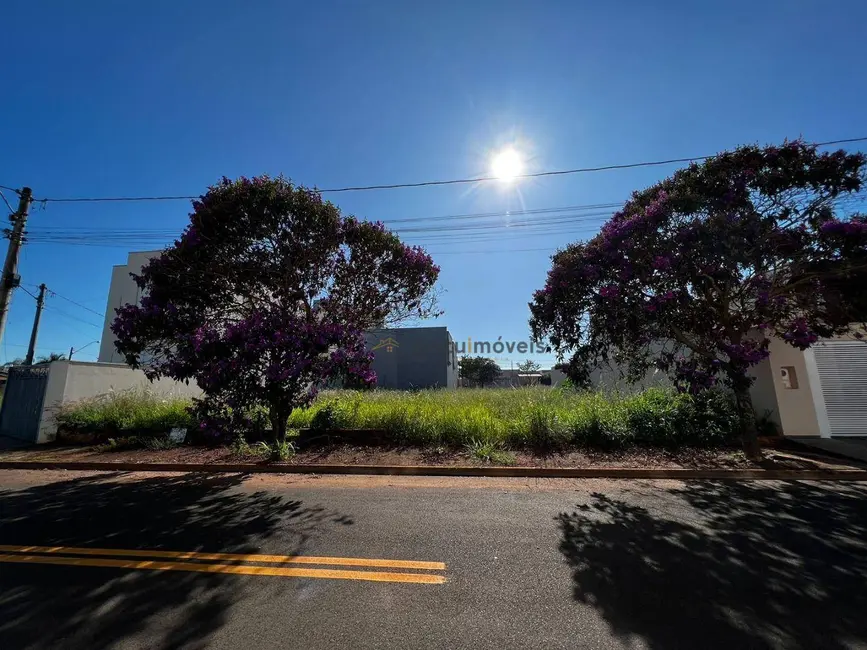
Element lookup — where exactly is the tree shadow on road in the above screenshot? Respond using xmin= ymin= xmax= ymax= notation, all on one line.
xmin=557 ymin=481 xmax=867 ymax=650
xmin=0 ymin=472 xmax=352 ymax=650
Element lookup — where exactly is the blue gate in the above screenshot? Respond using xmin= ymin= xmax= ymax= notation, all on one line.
xmin=0 ymin=365 xmax=51 ymax=444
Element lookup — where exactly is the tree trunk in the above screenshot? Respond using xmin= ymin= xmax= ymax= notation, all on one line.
xmin=271 ymin=403 xmax=287 ymax=444
xmin=732 ymin=383 xmax=762 ymax=460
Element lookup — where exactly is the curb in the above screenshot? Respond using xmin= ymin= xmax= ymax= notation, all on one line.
xmin=1 ymin=460 xmax=866 ymax=480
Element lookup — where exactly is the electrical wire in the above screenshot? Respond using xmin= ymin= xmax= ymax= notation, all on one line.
xmin=19 ymin=286 xmax=40 ymax=301
xmin=45 ymin=288 xmax=105 ymax=318
xmin=16 ymin=184 xmax=867 ymax=254
xmin=0 ymin=189 xmax=15 ymax=215
xmin=43 ymin=305 xmax=103 ymax=329
xmin=17 ymin=136 xmax=867 ymax=202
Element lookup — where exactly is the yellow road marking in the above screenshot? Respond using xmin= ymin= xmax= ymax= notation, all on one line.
xmin=0 ymin=553 xmax=446 ymax=584
xmin=0 ymin=545 xmax=445 ymax=571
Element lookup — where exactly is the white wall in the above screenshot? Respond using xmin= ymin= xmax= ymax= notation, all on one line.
xmin=36 ymin=360 xmax=201 ymax=443
xmin=98 ymin=250 xmax=161 ymax=363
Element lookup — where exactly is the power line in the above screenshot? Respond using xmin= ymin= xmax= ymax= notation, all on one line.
xmin=19 ymin=136 xmax=867 ymax=202
xmin=43 ymin=305 xmax=103 ymax=329
xmin=19 ymin=286 xmax=40 ymax=301
xmin=0 ymin=189 xmax=14 ymax=215
xmin=45 ymin=288 xmax=105 ymax=318
xmin=16 ymin=282 xmax=105 ymax=328
xmin=24 ymin=209 xmax=619 ymax=242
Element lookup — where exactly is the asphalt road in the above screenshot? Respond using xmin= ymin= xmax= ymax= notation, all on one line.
xmin=1 ymin=470 xmax=866 ymax=650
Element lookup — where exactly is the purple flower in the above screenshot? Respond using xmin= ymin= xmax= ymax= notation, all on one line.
xmin=652 ymin=256 xmax=672 ymax=271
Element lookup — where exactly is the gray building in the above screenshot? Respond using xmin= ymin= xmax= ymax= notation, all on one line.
xmin=364 ymin=327 xmax=457 ymax=389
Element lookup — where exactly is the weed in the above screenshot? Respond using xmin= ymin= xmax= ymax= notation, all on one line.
xmin=234 ymin=437 xmax=297 ymax=460
xmin=231 ymin=436 xmax=259 ymax=457
xmin=141 ymin=435 xmax=179 ymax=451
xmin=465 ymin=438 xmax=517 ymax=465
xmin=96 ymin=436 xmax=139 ymax=452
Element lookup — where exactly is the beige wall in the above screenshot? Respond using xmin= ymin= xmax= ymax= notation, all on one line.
xmin=98 ymin=250 xmax=161 ymax=363
xmin=763 ymin=338 xmax=823 ymax=437
xmin=36 ymin=360 xmax=201 ymax=443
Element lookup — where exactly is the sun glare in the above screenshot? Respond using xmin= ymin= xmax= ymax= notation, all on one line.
xmin=490 ymin=148 xmax=524 ymax=182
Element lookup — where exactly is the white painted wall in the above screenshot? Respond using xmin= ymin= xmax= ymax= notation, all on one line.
xmin=98 ymin=250 xmax=161 ymax=363
xmin=36 ymin=360 xmax=201 ymax=443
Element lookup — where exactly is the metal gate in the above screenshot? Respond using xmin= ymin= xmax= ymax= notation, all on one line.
xmin=0 ymin=365 xmax=51 ymax=443
xmin=813 ymin=341 xmax=867 ymax=436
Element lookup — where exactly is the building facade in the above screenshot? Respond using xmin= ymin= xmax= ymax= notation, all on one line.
xmin=748 ymin=332 xmax=867 ymax=438
xmin=98 ymin=250 xmax=159 ymax=364
xmin=364 ymin=328 xmax=457 ymax=389
xmin=99 ymin=251 xmax=456 ymax=390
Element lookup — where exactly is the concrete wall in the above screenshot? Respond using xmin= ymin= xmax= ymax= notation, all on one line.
xmin=588 ymin=361 xmax=672 ymax=392
xmin=99 ymin=250 xmax=161 ymax=363
xmin=365 ymin=327 xmax=455 ymax=389
xmin=36 ymin=360 xmax=201 ymax=443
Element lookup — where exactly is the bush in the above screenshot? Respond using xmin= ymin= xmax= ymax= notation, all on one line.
xmin=625 ymin=387 xmax=739 ymax=447
xmin=55 ymin=388 xmax=193 ymax=438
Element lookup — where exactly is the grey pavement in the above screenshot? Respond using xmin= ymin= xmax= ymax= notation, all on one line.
xmin=1 ymin=470 xmax=866 ymax=650
xmin=795 ymin=437 xmax=867 ymax=464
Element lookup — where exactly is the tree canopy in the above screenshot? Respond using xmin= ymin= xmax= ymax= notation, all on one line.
xmin=516 ymin=359 xmax=541 ymax=373
xmin=112 ymin=176 xmax=440 ymax=440
xmin=459 ymin=356 xmax=501 ymax=387
xmin=530 ymin=140 xmax=867 ymax=453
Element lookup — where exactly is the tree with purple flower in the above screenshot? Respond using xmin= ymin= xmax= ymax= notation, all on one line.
xmin=111 ymin=176 xmax=440 ymax=442
xmin=530 ymin=140 xmax=867 ymax=457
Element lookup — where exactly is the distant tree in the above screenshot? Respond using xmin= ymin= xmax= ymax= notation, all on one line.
xmin=112 ymin=176 xmax=440 ymax=442
xmin=516 ymin=359 xmax=541 ymax=373
xmin=459 ymin=356 xmax=501 ymax=387
xmin=530 ymin=140 xmax=867 ymax=457
xmin=36 ymin=353 xmax=67 ymax=363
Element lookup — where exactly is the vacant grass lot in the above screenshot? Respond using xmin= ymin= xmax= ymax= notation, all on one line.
xmin=56 ymin=386 xmax=740 ymax=450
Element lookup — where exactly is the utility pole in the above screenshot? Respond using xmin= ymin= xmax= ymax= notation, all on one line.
xmin=24 ymin=283 xmax=46 ymax=365
xmin=69 ymin=340 xmax=98 ymax=361
xmin=0 ymin=187 xmax=33 ymax=347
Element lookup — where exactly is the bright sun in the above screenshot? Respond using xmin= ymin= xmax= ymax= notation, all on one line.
xmin=490 ymin=148 xmax=524 ymax=182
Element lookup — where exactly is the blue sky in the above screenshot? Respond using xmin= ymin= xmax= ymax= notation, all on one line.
xmin=1 ymin=0 xmax=866 ymax=365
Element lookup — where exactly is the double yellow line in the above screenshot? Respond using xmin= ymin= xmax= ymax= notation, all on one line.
xmin=0 ymin=545 xmax=446 ymax=585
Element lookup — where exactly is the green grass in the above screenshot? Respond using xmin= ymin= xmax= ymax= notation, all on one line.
xmin=289 ymin=386 xmax=739 ymax=449
xmin=55 ymin=387 xmax=193 ymax=437
xmin=57 ymin=386 xmax=740 ymax=450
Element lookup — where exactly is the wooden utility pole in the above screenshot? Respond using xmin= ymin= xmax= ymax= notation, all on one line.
xmin=24 ymin=283 xmax=47 ymax=365
xmin=0 ymin=187 xmax=33 ymax=347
